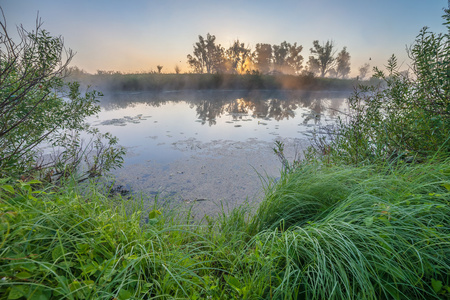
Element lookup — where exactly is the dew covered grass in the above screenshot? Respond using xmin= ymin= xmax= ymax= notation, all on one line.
xmin=1 ymin=159 xmax=449 ymax=299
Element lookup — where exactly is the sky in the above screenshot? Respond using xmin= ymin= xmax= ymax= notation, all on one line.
xmin=1 ymin=0 xmax=448 ymax=76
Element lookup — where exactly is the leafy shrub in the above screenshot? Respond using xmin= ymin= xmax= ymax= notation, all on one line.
xmin=310 ymin=9 xmax=450 ymax=165
xmin=0 ymin=11 xmax=124 ymax=181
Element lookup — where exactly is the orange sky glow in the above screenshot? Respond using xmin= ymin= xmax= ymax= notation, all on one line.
xmin=3 ymin=0 xmax=447 ymax=77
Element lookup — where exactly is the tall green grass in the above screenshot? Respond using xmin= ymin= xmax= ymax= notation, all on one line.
xmin=243 ymin=161 xmax=450 ymax=299
xmin=1 ymin=160 xmax=449 ymax=299
xmin=0 ymin=179 xmax=228 ymax=299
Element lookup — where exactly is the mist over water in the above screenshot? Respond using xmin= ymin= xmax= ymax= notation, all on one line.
xmin=90 ymin=91 xmax=348 ymax=164
xmin=90 ymin=90 xmax=348 ymax=164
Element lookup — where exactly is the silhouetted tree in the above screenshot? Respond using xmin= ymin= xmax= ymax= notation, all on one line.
xmin=336 ymin=47 xmax=351 ymax=78
xmin=286 ymin=42 xmax=304 ymax=74
xmin=328 ymin=68 xmax=338 ymax=78
xmin=157 ymin=65 xmax=163 ymax=73
xmin=306 ymin=56 xmax=320 ymax=75
xmin=309 ymin=40 xmax=337 ymax=77
xmin=174 ymin=65 xmax=180 ymax=74
xmin=358 ymin=63 xmax=370 ymax=80
xmin=187 ymin=33 xmax=225 ymax=74
xmin=273 ymin=42 xmax=289 ymax=73
xmin=272 ymin=42 xmax=303 ymax=74
xmin=226 ymin=40 xmax=252 ymax=74
xmin=254 ymin=43 xmax=273 ymax=74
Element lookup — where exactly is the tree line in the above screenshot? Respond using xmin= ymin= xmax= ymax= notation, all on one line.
xmin=187 ymin=33 xmax=352 ymax=78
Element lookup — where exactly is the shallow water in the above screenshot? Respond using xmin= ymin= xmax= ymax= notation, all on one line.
xmin=90 ymin=90 xmax=350 ymax=217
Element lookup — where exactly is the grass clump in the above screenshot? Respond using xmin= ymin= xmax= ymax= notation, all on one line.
xmin=243 ymin=161 xmax=450 ymax=299
xmin=0 ymin=179 xmax=224 ymax=299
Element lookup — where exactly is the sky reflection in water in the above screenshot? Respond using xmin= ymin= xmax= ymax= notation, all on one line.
xmin=89 ymin=90 xmax=350 ymax=165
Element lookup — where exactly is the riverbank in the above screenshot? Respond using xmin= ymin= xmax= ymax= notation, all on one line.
xmin=69 ymin=72 xmax=376 ymax=92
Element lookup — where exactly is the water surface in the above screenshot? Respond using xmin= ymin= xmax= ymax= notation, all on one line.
xmin=91 ymin=90 xmax=350 ymax=216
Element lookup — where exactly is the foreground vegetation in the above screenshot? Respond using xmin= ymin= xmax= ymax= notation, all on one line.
xmin=1 ymin=161 xmax=449 ymax=299
xmin=1 ymin=6 xmax=449 ymax=300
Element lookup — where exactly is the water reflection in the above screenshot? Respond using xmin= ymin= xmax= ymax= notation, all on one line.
xmin=93 ymin=90 xmax=351 ymax=210
xmin=99 ymin=90 xmax=348 ymax=126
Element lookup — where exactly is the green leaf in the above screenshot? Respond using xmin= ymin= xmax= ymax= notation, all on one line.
xmin=1 ymin=185 xmax=15 ymax=194
xmin=26 ymin=180 xmax=41 ymax=185
xmin=58 ymin=261 xmax=74 ymax=268
xmin=431 ymin=278 xmax=443 ymax=293
xmin=68 ymin=280 xmax=82 ymax=292
xmin=118 ymin=289 xmax=133 ymax=299
xmin=8 ymin=285 xmax=27 ymax=299
xmin=29 ymin=287 xmax=52 ymax=300
xmin=125 ymin=254 xmax=138 ymax=260
xmin=364 ymin=216 xmax=373 ymax=227
xmin=441 ymin=183 xmax=450 ymax=191
xmin=224 ymin=275 xmax=242 ymax=294
xmin=147 ymin=219 xmax=158 ymax=226
xmin=148 ymin=209 xmax=162 ymax=219
xmin=15 ymin=271 xmax=32 ymax=279
xmin=52 ymin=246 xmax=64 ymax=261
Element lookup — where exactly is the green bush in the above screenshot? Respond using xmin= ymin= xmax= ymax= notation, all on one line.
xmin=310 ymin=9 xmax=450 ymax=165
xmin=0 ymin=14 xmax=124 ymax=181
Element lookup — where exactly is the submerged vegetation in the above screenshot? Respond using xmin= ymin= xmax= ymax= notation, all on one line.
xmin=1 ymin=7 xmax=450 ymax=300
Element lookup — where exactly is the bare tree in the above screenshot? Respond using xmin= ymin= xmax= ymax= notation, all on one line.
xmin=157 ymin=65 xmax=163 ymax=73
xmin=174 ymin=64 xmax=180 ymax=74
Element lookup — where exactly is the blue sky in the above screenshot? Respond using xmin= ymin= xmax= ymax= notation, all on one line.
xmin=2 ymin=0 xmax=447 ymax=76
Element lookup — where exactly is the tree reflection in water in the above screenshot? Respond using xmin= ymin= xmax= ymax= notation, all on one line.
xmin=99 ymin=90 xmax=348 ymax=126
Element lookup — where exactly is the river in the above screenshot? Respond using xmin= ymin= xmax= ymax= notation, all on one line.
xmin=90 ymin=89 xmax=350 ymax=217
